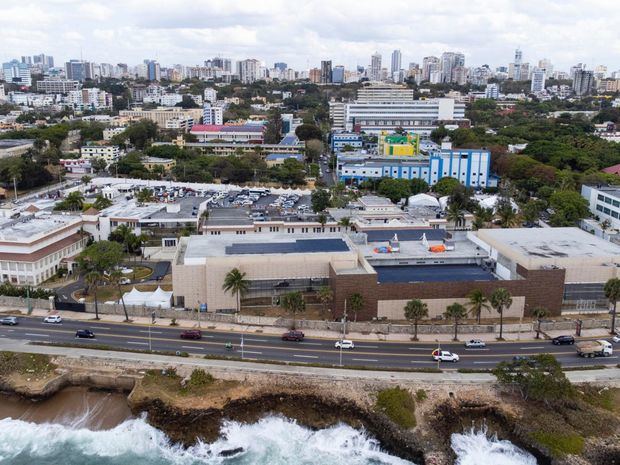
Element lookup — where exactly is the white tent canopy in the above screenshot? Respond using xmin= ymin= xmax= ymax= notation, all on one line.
xmin=119 ymin=286 xmax=173 ymax=309
xmin=475 ymin=194 xmax=519 ymax=213
xmin=408 ymin=193 xmax=440 ymax=208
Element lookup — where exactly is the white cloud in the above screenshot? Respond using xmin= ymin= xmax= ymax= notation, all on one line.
xmin=1 ymin=0 xmax=618 ymax=72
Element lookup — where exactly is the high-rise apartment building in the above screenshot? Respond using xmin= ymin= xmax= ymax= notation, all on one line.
xmin=309 ymin=68 xmax=321 ymax=83
xmin=202 ymin=103 xmax=223 ymax=125
xmin=422 ymin=56 xmax=440 ymax=81
xmin=203 ymin=87 xmax=217 ymax=103
xmin=2 ymin=60 xmax=32 ymax=86
xmin=440 ymin=52 xmax=465 ymax=83
xmin=65 ymin=60 xmax=91 ymax=82
xmin=530 ymin=69 xmax=546 ymax=93
xmin=538 ymin=58 xmax=553 ymax=77
xmin=237 ymin=59 xmax=261 ymax=84
xmin=144 ymin=60 xmax=161 ymax=81
xmin=485 ymin=83 xmax=500 ymax=99
xmin=369 ymin=53 xmax=382 ymax=81
xmin=320 ymin=60 xmax=332 ymax=84
xmin=274 ymin=62 xmax=287 ymax=72
xmin=332 ymin=65 xmax=345 ymax=84
xmin=573 ymin=69 xmax=594 ymax=96
xmin=390 ymin=50 xmax=402 ymax=74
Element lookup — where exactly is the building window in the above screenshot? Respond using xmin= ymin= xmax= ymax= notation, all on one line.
xmin=596 ymin=205 xmax=603 ymax=212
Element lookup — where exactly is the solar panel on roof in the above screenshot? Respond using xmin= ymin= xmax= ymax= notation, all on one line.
xmin=225 ymin=238 xmax=349 ymax=255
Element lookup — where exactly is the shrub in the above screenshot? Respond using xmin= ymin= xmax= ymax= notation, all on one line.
xmin=530 ymin=431 xmax=584 ymax=457
xmin=170 ymin=318 xmax=178 ymax=326
xmin=375 ymin=387 xmax=416 ymax=428
xmin=187 ymin=369 xmax=214 ymax=389
xmin=415 ymin=389 xmax=427 ymax=402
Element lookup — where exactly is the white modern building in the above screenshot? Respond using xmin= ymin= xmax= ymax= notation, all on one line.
xmin=204 ymin=87 xmax=217 ymax=103
xmin=581 ymin=185 xmax=620 ymax=230
xmin=530 ymin=69 xmax=546 ymax=93
xmin=80 ymin=145 xmax=121 ymax=163
xmin=203 ymin=103 xmax=224 ymax=125
xmin=36 ymin=79 xmax=79 ymax=94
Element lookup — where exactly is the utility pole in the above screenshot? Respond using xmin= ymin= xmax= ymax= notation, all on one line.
xmin=339 ymin=299 xmax=347 ymax=367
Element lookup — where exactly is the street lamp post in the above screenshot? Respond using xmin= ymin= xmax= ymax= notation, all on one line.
xmin=339 ymin=299 xmax=348 ymax=367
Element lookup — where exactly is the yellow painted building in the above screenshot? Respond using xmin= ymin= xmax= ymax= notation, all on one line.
xmin=378 ymin=131 xmax=420 ymax=156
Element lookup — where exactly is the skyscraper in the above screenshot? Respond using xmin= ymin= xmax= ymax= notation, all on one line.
xmin=390 ymin=50 xmax=402 ymax=74
xmin=320 ymin=60 xmax=332 ymax=84
xmin=440 ymin=52 xmax=465 ymax=83
xmin=369 ymin=53 xmax=382 ymax=81
xmin=144 ymin=60 xmax=161 ymax=81
xmin=331 ymin=65 xmax=345 ymax=84
xmin=513 ymin=48 xmax=523 ymax=80
xmin=274 ymin=62 xmax=287 ymax=72
xmin=422 ymin=56 xmax=440 ymax=81
xmin=65 ymin=60 xmax=89 ymax=82
xmin=237 ymin=59 xmax=261 ymax=84
xmin=530 ymin=69 xmax=546 ymax=93
xmin=2 ymin=60 xmax=32 ymax=86
xmin=572 ymin=69 xmax=594 ymax=96
xmin=538 ymin=58 xmax=553 ymax=77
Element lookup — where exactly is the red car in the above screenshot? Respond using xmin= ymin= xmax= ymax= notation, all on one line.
xmin=281 ymin=330 xmax=305 ymax=341
xmin=180 ymin=330 xmax=202 ymax=340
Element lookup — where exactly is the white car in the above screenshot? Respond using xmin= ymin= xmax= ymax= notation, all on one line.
xmin=432 ymin=350 xmax=460 ymax=362
xmin=612 ymin=334 xmax=620 ymax=343
xmin=465 ymin=339 xmax=486 ymax=348
xmin=43 ymin=315 xmax=62 ymax=324
xmin=119 ymin=277 xmax=131 ymax=285
xmin=335 ymin=339 xmax=355 ymax=349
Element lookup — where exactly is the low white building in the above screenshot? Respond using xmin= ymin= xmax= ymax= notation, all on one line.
xmin=80 ymin=145 xmax=121 ymax=163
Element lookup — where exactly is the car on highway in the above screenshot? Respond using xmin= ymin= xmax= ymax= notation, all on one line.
xmin=281 ymin=330 xmax=305 ymax=341
xmin=43 ymin=315 xmax=62 ymax=324
xmin=432 ymin=350 xmax=460 ymax=362
xmin=75 ymin=329 xmax=95 ymax=338
xmin=180 ymin=330 xmax=202 ymax=340
xmin=612 ymin=334 xmax=620 ymax=343
xmin=552 ymin=335 xmax=575 ymax=345
xmin=335 ymin=339 xmax=354 ymax=349
xmin=0 ymin=316 xmax=18 ymax=326
xmin=464 ymin=339 xmax=486 ymax=348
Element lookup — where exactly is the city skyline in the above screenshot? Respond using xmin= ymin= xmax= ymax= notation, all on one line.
xmin=2 ymin=0 xmax=620 ymax=72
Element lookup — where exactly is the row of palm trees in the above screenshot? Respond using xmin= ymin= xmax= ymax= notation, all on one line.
xmin=84 ymin=269 xmax=130 ymax=322
xmin=404 ymin=288 xmax=515 ymax=341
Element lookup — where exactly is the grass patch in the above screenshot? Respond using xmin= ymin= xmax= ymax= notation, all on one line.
xmin=457 ymin=368 xmax=493 ymax=373
xmin=0 ymin=352 xmax=56 ymax=377
xmin=415 ymin=389 xmax=427 ymax=402
xmin=530 ymin=431 xmax=584 ymax=457
xmin=375 ymin=387 xmax=416 ymax=428
xmin=579 ymin=385 xmax=620 ymax=413
xmin=140 ymin=368 xmax=234 ymax=401
xmin=130 ymin=266 xmax=153 ymax=280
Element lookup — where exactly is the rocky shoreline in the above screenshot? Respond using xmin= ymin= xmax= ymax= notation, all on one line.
xmin=0 ymin=353 xmax=618 ymax=465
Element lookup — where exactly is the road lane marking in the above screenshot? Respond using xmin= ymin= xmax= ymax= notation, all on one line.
xmin=356 ymin=345 xmax=378 ymax=348
xmin=411 ymin=361 xmax=435 ymax=364
xmin=522 ymin=346 xmax=544 ymax=349
xmin=409 ymin=347 xmax=434 ymax=350
xmin=182 ymin=345 xmax=204 ymax=350
xmin=127 ymin=341 xmax=148 ymax=346
xmin=95 ymin=327 xmax=111 ymax=330
xmin=244 ymin=338 xmax=267 ymax=342
xmin=293 ymin=354 xmax=318 ymax=359
xmin=299 ymin=342 xmax=322 ymax=346
xmin=465 ymin=348 xmax=490 ymax=351
xmin=473 ymin=361 xmax=495 ymax=364
xmin=25 ymin=333 xmax=49 ymax=337
xmin=352 ymin=358 xmax=378 ymax=362
xmin=139 ymin=330 xmax=163 ymax=334
xmin=242 ymin=351 xmax=263 ymax=355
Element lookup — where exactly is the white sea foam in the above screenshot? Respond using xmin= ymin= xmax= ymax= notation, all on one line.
xmin=451 ymin=427 xmax=537 ymax=465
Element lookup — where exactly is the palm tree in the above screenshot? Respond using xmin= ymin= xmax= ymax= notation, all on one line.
xmin=531 ymin=307 xmax=548 ymax=339
xmin=109 ymin=270 xmax=130 ymax=322
xmin=280 ymin=291 xmax=305 ymax=328
xmin=8 ymin=161 xmax=21 ymax=201
xmin=222 ymin=268 xmax=249 ymax=315
xmin=467 ymin=289 xmax=490 ymax=325
xmin=604 ymin=278 xmax=620 ymax=335
xmin=473 ymin=206 xmax=493 ymax=230
xmin=446 ymin=202 xmax=465 ymax=230
xmin=490 ymin=288 xmax=513 ymax=340
xmin=136 ymin=188 xmax=154 ymax=204
xmin=498 ymin=205 xmax=518 ymax=228
xmin=348 ymin=293 xmax=364 ymax=322
xmin=404 ymin=299 xmax=428 ymax=341
xmin=85 ymin=271 xmax=101 ymax=320
xmin=317 ymin=286 xmax=333 ymax=317
xmin=338 ymin=217 xmax=352 ymax=232
xmin=317 ymin=213 xmax=327 ymax=232
xmin=444 ymin=303 xmax=468 ymax=341
xmin=65 ymin=191 xmax=85 ymax=211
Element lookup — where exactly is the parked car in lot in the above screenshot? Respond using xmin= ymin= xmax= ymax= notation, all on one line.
xmin=180 ymin=330 xmax=202 ymax=340
xmin=464 ymin=339 xmax=486 ymax=348
xmin=552 ymin=335 xmax=575 ymax=345
xmin=119 ymin=277 xmax=131 ymax=285
xmin=43 ymin=315 xmax=62 ymax=324
xmin=335 ymin=339 xmax=354 ymax=349
xmin=282 ymin=330 xmax=305 ymax=341
xmin=0 ymin=316 xmax=18 ymax=326
xmin=432 ymin=350 xmax=460 ymax=362
xmin=75 ymin=329 xmax=95 ymax=338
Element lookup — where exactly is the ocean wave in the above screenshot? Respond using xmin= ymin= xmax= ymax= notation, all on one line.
xmin=451 ymin=427 xmax=537 ymax=465
xmin=0 ymin=415 xmax=414 ymax=465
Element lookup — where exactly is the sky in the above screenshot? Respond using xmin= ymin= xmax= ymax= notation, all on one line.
xmin=1 ymin=0 xmax=620 ymax=72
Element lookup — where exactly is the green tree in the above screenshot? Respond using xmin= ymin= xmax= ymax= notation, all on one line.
xmin=77 ymin=240 xmax=124 ymax=274
xmin=430 ymin=125 xmax=448 ymax=143
xmin=175 ymin=95 xmax=200 ymax=109
xmin=497 ymin=203 xmax=518 ymax=228
xmin=604 ymin=278 xmax=620 ymax=335
xmin=492 ymin=354 xmax=575 ymax=405
xmin=433 ymin=177 xmax=461 ymax=196
xmin=55 ymin=191 xmax=85 ymax=211
xmin=305 ymin=139 xmax=324 ymax=162
xmin=124 ymin=120 xmax=158 ymax=150
xmin=531 ymin=307 xmax=548 ymax=339
xmin=522 ymin=199 xmax=545 ymax=225
xmin=473 ymin=206 xmax=493 ymax=230
xmin=348 ymin=292 xmax=364 ymax=322
xmin=317 ymin=286 xmax=333 ymax=317
xmin=317 ymin=212 xmax=327 ymax=231
xmin=446 ymin=202 xmax=465 ymax=229
xmin=410 ymin=178 xmax=429 ymax=195
xmin=377 ymin=178 xmax=411 ymax=203
xmin=81 ymin=175 xmax=92 ymax=185
xmin=85 ymin=271 xmax=101 ymax=320
xmin=280 ymin=291 xmax=306 ymax=328
xmin=295 ymin=123 xmax=322 ymax=141
xmin=136 ymin=188 xmax=154 ymax=203
xmin=311 ymin=188 xmax=331 ymax=212
xmin=108 ymin=270 xmax=130 ymax=322
xmin=93 ymin=195 xmax=112 ymax=211
xmin=490 ymin=288 xmax=513 ymax=340
xmin=91 ymin=157 xmax=108 ymax=173
xmin=404 ymin=299 xmax=428 ymax=341
xmin=467 ymin=289 xmax=490 ymax=324
xmin=222 ymin=268 xmax=249 ymax=315
xmin=444 ymin=302 xmax=468 ymax=341
xmin=264 ymin=108 xmax=283 ymax=144
xmin=338 ymin=217 xmax=351 ymax=232
xmin=549 ymin=190 xmax=589 ymax=226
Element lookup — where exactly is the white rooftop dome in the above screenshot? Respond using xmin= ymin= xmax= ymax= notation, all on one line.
xmin=408 ymin=193 xmax=440 ymax=208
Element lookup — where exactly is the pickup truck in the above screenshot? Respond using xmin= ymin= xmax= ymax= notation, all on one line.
xmin=576 ymin=340 xmax=613 ymax=358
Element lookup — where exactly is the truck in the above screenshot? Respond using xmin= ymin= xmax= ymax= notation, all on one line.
xmin=576 ymin=340 xmax=613 ymax=358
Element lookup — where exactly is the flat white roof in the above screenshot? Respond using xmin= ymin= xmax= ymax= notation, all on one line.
xmin=477 ymin=227 xmax=620 ymax=259
xmin=0 ymin=214 xmax=80 ymax=242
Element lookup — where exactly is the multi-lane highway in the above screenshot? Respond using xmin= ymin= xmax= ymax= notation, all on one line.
xmin=0 ymin=316 xmax=617 ymax=369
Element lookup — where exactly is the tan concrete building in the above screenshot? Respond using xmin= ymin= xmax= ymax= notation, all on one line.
xmin=119 ymin=108 xmax=203 ymax=128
